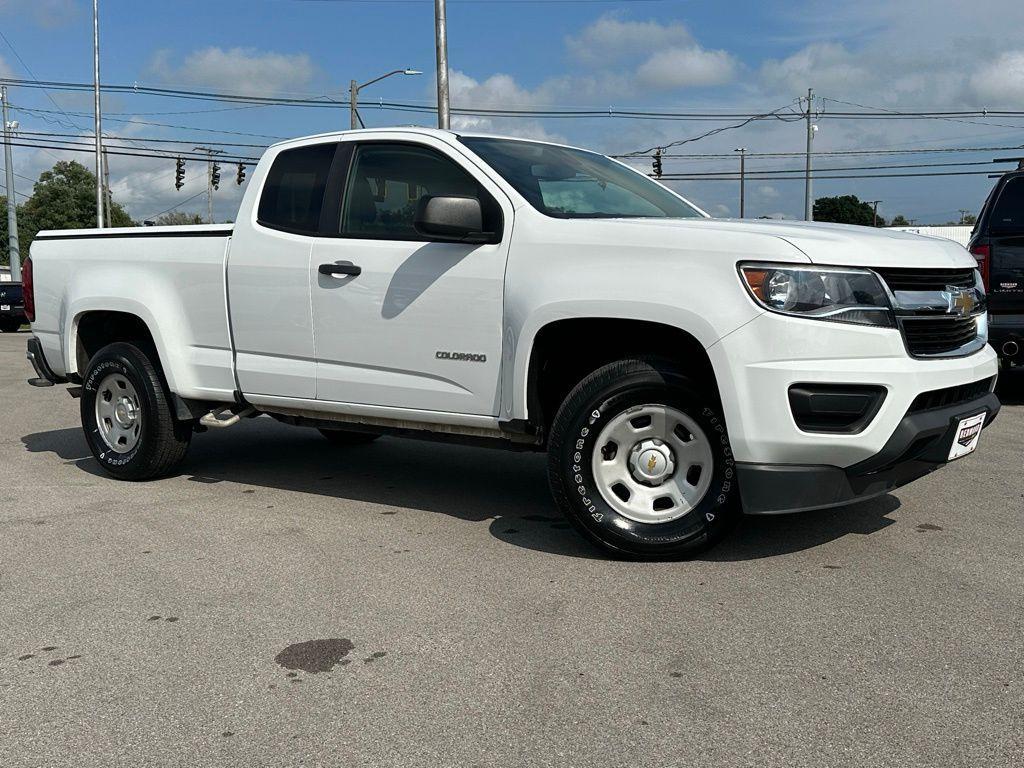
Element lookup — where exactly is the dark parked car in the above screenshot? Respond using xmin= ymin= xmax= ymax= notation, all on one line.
xmin=970 ymin=170 xmax=1024 ymax=367
xmin=0 ymin=281 xmax=25 ymax=332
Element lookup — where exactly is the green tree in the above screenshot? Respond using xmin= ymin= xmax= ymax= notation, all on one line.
xmin=15 ymin=161 xmax=134 ymax=252
xmin=813 ymin=195 xmax=886 ymax=227
xmin=154 ymin=211 xmax=205 ymax=226
xmin=890 ymin=214 xmax=910 ymax=226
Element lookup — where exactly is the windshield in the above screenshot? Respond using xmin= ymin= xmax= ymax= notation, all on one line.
xmin=460 ymin=137 xmax=703 ymax=220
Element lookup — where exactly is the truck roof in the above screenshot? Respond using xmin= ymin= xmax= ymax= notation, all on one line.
xmin=266 ymin=126 xmax=594 ymax=155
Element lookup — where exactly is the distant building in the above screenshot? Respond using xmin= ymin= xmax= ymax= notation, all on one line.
xmin=886 ymin=225 xmax=973 ymax=248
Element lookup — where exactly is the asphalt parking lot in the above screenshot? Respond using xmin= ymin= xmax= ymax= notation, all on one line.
xmin=1 ymin=330 xmax=1021 ymax=768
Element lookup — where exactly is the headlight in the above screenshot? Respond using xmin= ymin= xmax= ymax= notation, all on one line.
xmin=740 ymin=264 xmax=895 ymax=328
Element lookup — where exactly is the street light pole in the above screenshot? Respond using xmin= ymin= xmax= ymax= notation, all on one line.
xmin=2 ymin=87 xmax=21 ymax=281
xmin=734 ymin=147 xmax=747 ymax=218
xmin=347 ymin=70 xmax=421 ymax=130
xmin=804 ymin=87 xmax=814 ymax=222
xmin=868 ymin=199 xmax=882 ymax=227
xmin=92 ymin=0 xmax=104 ymax=228
xmin=434 ymin=0 xmax=450 ymax=129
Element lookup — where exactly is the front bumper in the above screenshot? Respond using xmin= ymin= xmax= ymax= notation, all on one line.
xmin=736 ymin=390 xmax=1000 ymax=514
xmin=710 ymin=311 xmax=1000 ymax=468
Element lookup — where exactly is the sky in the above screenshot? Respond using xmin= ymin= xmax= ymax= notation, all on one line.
xmin=2 ymin=0 xmax=1024 ymax=223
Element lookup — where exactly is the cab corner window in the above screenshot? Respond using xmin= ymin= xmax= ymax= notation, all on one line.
xmin=340 ymin=144 xmax=499 ymax=240
xmin=258 ymin=143 xmax=336 ymax=235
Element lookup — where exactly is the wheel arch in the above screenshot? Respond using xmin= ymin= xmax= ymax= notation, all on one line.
xmin=68 ymin=304 xmax=175 ymax=391
xmin=518 ymin=314 xmax=721 ymax=434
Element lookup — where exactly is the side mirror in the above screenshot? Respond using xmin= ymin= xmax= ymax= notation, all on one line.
xmin=414 ymin=195 xmax=492 ymax=243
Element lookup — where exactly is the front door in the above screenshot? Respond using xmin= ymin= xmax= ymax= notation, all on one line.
xmin=310 ymin=139 xmax=512 ymax=415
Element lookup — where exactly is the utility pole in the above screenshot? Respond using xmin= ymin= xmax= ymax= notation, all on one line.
xmin=958 ymin=208 xmax=970 ymax=225
xmin=734 ymin=147 xmax=747 ymax=218
xmin=434 ymin=0 xmax=450 ymax=129
xmin=868 ymin=199 xmax=882 ymax=227
xmin=102 ymin=147 xmax=112 ymax=228
xmin=349 ymin=79 xmax=361 ymax=130
xmin=92 ymin=0 xmax=104 ymax=228
xmin=804 ymin=88 xmax=814 ymax=221
xmin=1 ymin=87 xmax=21 ymax=281
xmin=195 ymin=146 xmax=223 ymax=224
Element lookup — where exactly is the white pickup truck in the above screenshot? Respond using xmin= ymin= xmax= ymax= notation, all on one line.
xmin=24 ymin=127 xmax=1000 ymax=557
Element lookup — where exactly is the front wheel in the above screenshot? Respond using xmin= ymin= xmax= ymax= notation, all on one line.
xmin=547 ymin=359 xmax=739 ymax=559
xmin=81 ymin=342 xmax=191 ymax=480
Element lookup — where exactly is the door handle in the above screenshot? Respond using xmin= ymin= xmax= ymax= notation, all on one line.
xmin=319 ymin=262 xmax=361 ymax=278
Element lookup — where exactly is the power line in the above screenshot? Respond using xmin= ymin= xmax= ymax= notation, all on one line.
xmin=8 ymin=78 xmax=1024 ymax=123
xmin=662 ymin=159 xmax=1017 ymax=176
xmin=660 ymin=170 xmax=1010 ymax=181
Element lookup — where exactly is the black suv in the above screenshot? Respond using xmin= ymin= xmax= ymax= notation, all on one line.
xmin=969 ymin=169 xmax=1024 ymax=367
xmin=0 ymin=281 xmax=25 ymax=332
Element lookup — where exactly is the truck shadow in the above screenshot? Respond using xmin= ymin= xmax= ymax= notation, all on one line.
xmin=22 ymin=418 xmax=898 ymax=562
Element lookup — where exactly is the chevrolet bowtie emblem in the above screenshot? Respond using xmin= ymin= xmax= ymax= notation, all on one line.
xmin=647 ymin=455 xmax=658 ymax=472
xmin=945 ymin=286 xmax=977 ymax=317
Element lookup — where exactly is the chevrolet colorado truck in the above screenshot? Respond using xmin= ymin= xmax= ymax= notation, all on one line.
xmin=23 ymin=128 xmax=1000 ymax=558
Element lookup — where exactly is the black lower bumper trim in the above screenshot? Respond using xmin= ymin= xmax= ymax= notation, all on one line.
xmin=26 ymin=336 xmax=67 ymax=387
xmin=738 ymin=390 xmax=1000 ymax=515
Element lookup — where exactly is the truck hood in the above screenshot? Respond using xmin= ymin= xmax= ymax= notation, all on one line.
xmin=594 ymin=217 xmax=977 ymax=269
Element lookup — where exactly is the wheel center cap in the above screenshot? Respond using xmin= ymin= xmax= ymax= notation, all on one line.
xmin=114 ymin=398 xmax=136 ymax=428
xmin=629 ymin=440 xmax=676 ymax=485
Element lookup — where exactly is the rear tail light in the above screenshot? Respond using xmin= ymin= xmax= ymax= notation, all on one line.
xmin=22 ymin=256 xmax=35 ymax=323
xmin=969 ymin=244 xmax=990 ymax=291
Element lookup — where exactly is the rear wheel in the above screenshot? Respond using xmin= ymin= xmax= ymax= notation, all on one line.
xmin=81 ymin=342 xmax=191 ymax=480
xmin=319 ymin=428 xmax=381 ymax=445
xmin=547 ymin=358 xmax=739 ymax=559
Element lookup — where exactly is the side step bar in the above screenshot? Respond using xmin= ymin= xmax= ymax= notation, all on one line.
xmin=199 ymin=406 xmax=256 ymax=429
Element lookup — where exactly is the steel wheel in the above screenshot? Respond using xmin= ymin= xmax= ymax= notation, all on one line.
xmin=94 ymin=372 xmax=143 ymax=454
xmin=590 ymin=403 xmax=714 ymax=524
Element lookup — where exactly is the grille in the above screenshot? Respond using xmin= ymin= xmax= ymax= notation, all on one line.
xmin=908 ymin=376 xmax=995 ymax=414
xmin=899 ymin=315 xmax=979 ymax=356
xmin=875 ymin=267 xmax=976 ymax=292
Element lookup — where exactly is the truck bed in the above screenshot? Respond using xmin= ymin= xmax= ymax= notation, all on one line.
xmin=29 ymin=225 xmax=237 ymax=402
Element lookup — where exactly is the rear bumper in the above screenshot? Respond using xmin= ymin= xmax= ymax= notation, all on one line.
xmin=26 ymin=336 xmax=67 ymax=386
xmin=988 ymin=314 xmax=1024 ymax=364
xmin=737 ymin=391 xmax=1000 ymax=514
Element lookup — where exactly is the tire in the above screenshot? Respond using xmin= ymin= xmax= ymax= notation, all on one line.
xmin=318 ymin=428 xmax=381 ymax=445
xmin=80 ymin=342 xmax=191 ymax=480
xmin=0 ymin=318 xmax=22 ymax=333
xmin=547 ymin=358 xmax=739 ymax=559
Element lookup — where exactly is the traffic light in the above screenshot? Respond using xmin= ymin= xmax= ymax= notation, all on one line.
xmin=211 ymin=163 xmax=221 ymax=191
xmin=174 ymin=157 xmax=185 ymax=190
xmin=236 ymin=163 xmax=246 ymax=185
xmin=652 ymin=149 xmax=663 ymax=179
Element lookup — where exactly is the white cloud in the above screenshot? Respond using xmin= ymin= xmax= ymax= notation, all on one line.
xmin=566 ymin=15 xmax=693 ymax=64
xmin=447 ymin=70 xmax=566 ymax=142
xmin=970 ymin=50 xmax=1024 ymax=106
xmin=0 ymin=0 xmax=77 ymax=27
xmin=148 ymin=47 xmax=316 ymax=97
xmin=636 ymin=46 xmax=737 ymax=90
xmin=0 ymin=54 xmax=13 ymax=80
xmin=759 ymin=42 xmax=869 ymax=96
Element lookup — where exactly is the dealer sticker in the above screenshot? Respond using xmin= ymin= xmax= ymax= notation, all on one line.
xmin=948 ymin=413 xmax=985 ymax=461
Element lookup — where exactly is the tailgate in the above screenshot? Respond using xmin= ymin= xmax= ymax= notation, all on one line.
xmin=985 ymin=174 xmax=1024 ymax=312
xmin=990 ymin=235 xmax=1024 ymax=312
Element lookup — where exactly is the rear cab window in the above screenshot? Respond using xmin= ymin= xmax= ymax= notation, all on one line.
xmin=257 ymin=143 xmax=337 ymax=235
xmin=989 ymin=176 xmax=1024 ymax=233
